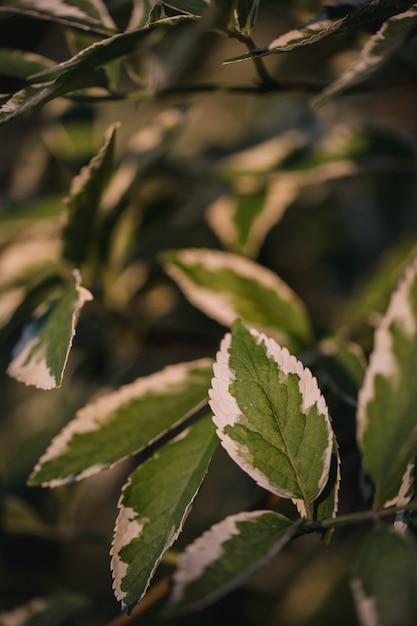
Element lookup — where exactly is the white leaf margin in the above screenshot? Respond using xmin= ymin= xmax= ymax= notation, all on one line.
xmin=209 ymin=325 xmax=332 ymax=499
xmin=318 ymin=5 xmax=417 ymax=103
xmin=7 ymin=269 xmax=92 ymax=390
xmin=357 ymin=256 xmax=417 ymax=444
xmin=29 ymin=357 xmax=213 ymax=486
xmin=169 ymin=510 xmax=296 ymax=613
xmin=163 ymin=248 xmax=307 ymax=335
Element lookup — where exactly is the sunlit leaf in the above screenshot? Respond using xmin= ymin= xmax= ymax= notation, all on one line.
xmin=162 ymin=248 xmax=312 ymax=348
xmin=357 ymin=257 xmax=417 ymax=507
xmin=318 ymin=6 xmax=417 ymax=104
xmin=169 ymin=510 xmax=300 ymax=615
xmin=206 ymin=176 xmax=298 ymax=258
xmin=0 ymin=0 xmax=117 ymax=35
xmin=209 ymin=320 xmax=334 ymax=519
xmin=111 ymin=415 xmax=218 ymax=613
xmin=351 ymin=527 xmax=417 ymax=626
xmin=28 ymin=358 xmax=213 ymax=486
xmin=63 ymin=122 xmax=119 ymax=266
xmin=7 ymin=270 xmax=92 ymax=390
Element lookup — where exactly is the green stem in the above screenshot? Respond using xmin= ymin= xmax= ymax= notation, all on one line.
xmin=302 ymin=503 xmax=417 ymax=535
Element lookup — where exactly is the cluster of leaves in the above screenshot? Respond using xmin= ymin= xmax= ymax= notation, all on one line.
xmin=2 ymin=1 xmax=417 ymax=625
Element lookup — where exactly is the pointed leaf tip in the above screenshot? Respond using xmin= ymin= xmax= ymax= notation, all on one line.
xmin=7 ymin=270 xmax=92 ymax=390
xmin=111 ymin=416 xmax=218 ymax=611
xmin=169 ymin=510 xmax=299 ymax=615
xmin=357 ymin=256 xmax=417 ymax=507
xmin=209 ymin=320 xmax=334 ymax=516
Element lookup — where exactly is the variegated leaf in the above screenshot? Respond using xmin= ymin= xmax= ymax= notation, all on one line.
xmin=0 ymin=0 xmax=117 ymax=35
xmin=28 ymin=358 xmax=213 ymax=486
xmin=169 ymin=510 xmax=300 ymax=615
xmin=224 ymin=0 xmax=412 ymax=63
xmin=63 ymin=122 xmax=119 ymax=266
xmin=0 ymin=16 xmax=193 ymax=128
xmin=351 ymin=527 xmax=417 ymax=626
xmin=357 ymin=257 xmax=417 ymax=507
xmin=0 ymin=48 xmax=53 ymax=79
xmin=7 ymin=270 xmax=92 ymax=390
xmin=206 ymin=175 xmax=298 ymax=258
xmin=162 ymin=0 xmax=211 ymax=16
xmin=162 ymin=248 xmax=312 ymax=348
xmin=209 ymin=320 xmax=334 ymax=519
xmin=318 ymin=5 xmax=417 ymax=104
xmin=111 ymin=415 xmax=218 ymax=613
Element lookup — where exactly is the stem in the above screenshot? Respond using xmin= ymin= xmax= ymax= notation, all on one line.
xmin=302 ymin=503 xmax=417 ymax=536
xmin=225 ymin=29 xmax=279 ymax=88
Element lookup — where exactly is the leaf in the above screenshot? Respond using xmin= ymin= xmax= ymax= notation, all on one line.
xmin=357 ymin=257 xmax=417 ymax=507
xmin=110 ymin=415 xmax=218 ymax=613
xmin=0 ymin=68 xmax=110 ymax=128
xmin=233 ymin=0 xmax=259 ymax=35
xmin=224 ymin=0 xmax=415 ymax=63
xmin=206 ymin=176 xmax=298 ymax=258
xmin=63 ymin=122 xmax=119 ymax=266
xmin=310 ymin=437 xmax=340 ymax=543
xmin=0 ymin=48 xmax=53 ymax=79
xmin=209 ymin=320 xmax=334 ymax=519
xmin=0 ymin=591 xmax=90 ymax=626
xmin=350 ymin=527 xmax=417 ymax=626
xmin=7 ymin=270 xmax=92 ymax=390
xmin=169 ymin=510 xmax=300 ymax=615
xmin=318 ymin=5 xmax=417 ymax=104
xmin=0 ymin=16 xmax=194 ymax=128
xmin=0 ymin=0 xmax=117 ymax=35
xmin=162 ymin=0 xmax=211 ymax=16
xmin=162 ymin=248 xmax=312 ymax=349
xmin=28 ymin=358 xmax=213 ymax=487
xmin=2 ymin=494 xmax=58 ymax=540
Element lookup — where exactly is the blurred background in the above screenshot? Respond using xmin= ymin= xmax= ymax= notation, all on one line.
xmin=1 ymin=0 xmax=417 ymax=624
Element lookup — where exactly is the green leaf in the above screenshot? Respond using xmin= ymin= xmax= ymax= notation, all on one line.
xmin=0 ymin=0 xmax=117 ymax=35
xmin=224 ymin=0 xmax=415 ymax=63
xmin=0 ymin=68 xmax=110 ymax=128
xmin=343 ymin=236 xmax=417 ymax=340
xmin=162 ymin=0 xmax=211 ymax=16
xmin=28 ymin=358 xmax=213 ymax=487
xmin=62 ymin=122 xmax=119 ymax=266
xmin=310 ymin=437 xmax=340 ymax=543
xmin=350 ymin=527 xmax=417 ymax=626
xmin=318 ymin=6 xmax=417 ymax=104
xmin=0 ymin=48 xmax=53 ymax=79
xmin=111 ymin=415 xmax=218 ymax=613
xmin=0 ymin=15 xmax=194 ymax=128
xmin=7 ymin=270 xmax=92 ymax=390
xmin=233 ymin=0 xmax=259 ymax=35
xmin=206 ymin=176 xmax=298 ymax=258
xmin=209 ymin=320 xmax=334 ymax=519
xmin=0 ymin=591 xmax=90 ymax=626
xmin=1 ymin=494 xmax=58 ymax=540
xmin=169 ymin=510 xmax=300 ymax=615
xmin=357 ymin=257 xmax=417 ymax=507
xmin=162 ymin=248 xmax=312 ymax=349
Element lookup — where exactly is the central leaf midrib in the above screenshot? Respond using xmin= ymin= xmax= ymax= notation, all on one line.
xmin=260 ymin=382 xmax=309 ymax=506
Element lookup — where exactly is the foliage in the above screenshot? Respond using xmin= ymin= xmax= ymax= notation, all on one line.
xmin=2 ymin=1 xmax=417 ymax=624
